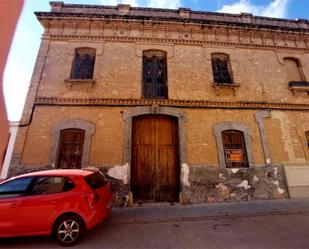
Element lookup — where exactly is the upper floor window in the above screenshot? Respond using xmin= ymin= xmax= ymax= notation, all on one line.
xmin=70 ymin=48 xmax=96 ymax=80
xmin=222 ymin=130 xmax=248 ymax=168
xmin=142 ymin=50 xmax=168 ymax=99
xmin=211 ymin=53 xmax=233 ymax=84
xmin=283 ymin=57 xmax=305 ymax=82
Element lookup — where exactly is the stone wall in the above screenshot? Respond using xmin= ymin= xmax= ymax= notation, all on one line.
xmin=182 ymin=164 xmax=288 ymax=204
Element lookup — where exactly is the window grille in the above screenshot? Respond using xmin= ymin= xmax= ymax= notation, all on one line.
xmin=211 ymin=53 xmax=232 ymax=84
xmin=222 ymin=130 xmax=248 ymax=168
xmin=142 ymin=50 xmax=168 ymax=99
xmin=70 ymin=48 xmax=96 ymax=79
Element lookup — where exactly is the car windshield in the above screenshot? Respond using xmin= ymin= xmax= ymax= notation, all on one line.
xmin=0 ymin=177 xmax=33 ymax=198
xmin=84 ymin=172 xmax=107 ymax=190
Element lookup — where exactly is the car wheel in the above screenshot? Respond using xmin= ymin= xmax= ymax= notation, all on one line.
xmin=53 ymin=214 xmax=85 ymax=247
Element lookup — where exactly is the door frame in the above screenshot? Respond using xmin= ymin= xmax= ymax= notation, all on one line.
xmin=123 ymin=106 xmax=187 ymax=203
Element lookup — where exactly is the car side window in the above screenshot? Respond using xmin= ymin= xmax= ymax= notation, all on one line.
xmin=29 ymin=176 xmax=75 ymax=195
xmin=0 ymin=177 xmax=33 ymax=199
xmin=30 ymin=177 xmax=65 ymax=195
xmin=63 ymin=177 xmax=75 ymax=192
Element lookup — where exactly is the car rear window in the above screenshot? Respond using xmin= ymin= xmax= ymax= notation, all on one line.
xmin=29 ymin=176 xmax=75 ymax=195
xmin=84 ymin=172 xmax=107 ymax=190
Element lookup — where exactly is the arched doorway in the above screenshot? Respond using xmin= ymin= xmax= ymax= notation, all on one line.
xmin=131 ymin=114 xmax=180 ymax=202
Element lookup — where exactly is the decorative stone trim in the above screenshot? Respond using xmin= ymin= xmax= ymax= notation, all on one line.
xmin=212 ymin=83 xmax=240 ymax=96
xmin=255 ymin=110 xmax=272 ymax=164
xmin=47 ymin=34 xmax=309 ymax=52
xmin=37 ymin=5 xmax=309 ymax=33
xmin=289 ymin=81 xmax=309 ymax=94
xmin=123 ymin=106 xmax=187 ymax=165
xmin=178 ymin=8 xmax=191 ymax=19
xmin=49 ymin=119 xmax=95 ymax=168
xmin=117 ymin=4 xmax=130 ymax=15
xmin=64 ymin=78 xmax=95 ymax=86
xmin=136 ymin=43 xmax=174 ymax=59
xmin=34 ymin=97 xmax=309 ymax=111
xmin=296 ymin=123 xmax=309 ymax=161
xmin=213 ymin=121 xmax=254 ymax=168
xmin=67 ymin=43 xmax=104 ymax=57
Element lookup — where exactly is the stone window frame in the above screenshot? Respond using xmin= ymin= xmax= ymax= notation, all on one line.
xmin=213 ymin=121 xmax=254 ymax=168
xmin=283 ymin=57 xmax=306 ymax=82
xmin=123 ymin=106 xmax=187 ymax=186
xmin=49 ymin=119 xmax=95 ymax=168
xmin=296 ymin=123 xmax=309 ymax=161
xmin=283 ymin=57 xmax=309 ymax=94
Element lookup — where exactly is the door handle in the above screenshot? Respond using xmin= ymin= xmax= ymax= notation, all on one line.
xmin=50 ymin=199 xmax=61 ymax=204
xmin=9 ymin=202 xmax=19 ymax=208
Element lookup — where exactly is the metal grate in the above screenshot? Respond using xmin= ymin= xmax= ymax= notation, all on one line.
xmin=71 ymin=50 xmax=95 ymax=79
xmin=142 ymin=51 xmax=168 ymax=99
xmin=211 ymin=54 xmax=232 ymax=84
xmin=222 ymin=130 xmax=248 ymax=168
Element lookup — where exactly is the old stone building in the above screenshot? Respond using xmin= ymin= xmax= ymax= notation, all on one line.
xmin=8 ymin=1 xmax=309 ymax=205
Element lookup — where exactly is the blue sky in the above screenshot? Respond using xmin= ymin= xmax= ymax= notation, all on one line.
xmin=4 ymin=0 xmax=309 ymax=121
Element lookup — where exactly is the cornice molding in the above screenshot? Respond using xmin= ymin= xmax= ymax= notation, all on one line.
xmin=36 ymin=6 xmax=309 ymax=33
xmin=38 ymin=15 xmax=309 ymax=51
xmin=34 ymin=97 xmax=309 ymax=111
xmin=46 ymin=34 xmax=309 ymax=52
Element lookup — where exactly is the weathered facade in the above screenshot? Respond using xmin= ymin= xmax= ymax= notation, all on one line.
xmin=9 ymin=1 xmax=309 ymax=206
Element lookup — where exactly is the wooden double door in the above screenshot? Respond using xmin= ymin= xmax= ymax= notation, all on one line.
xmin=131 ymin=115 xmax=180 ymax=202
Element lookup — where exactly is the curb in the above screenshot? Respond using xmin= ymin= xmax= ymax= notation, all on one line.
xmin=106 ymin=207 xmax=309 ymax=225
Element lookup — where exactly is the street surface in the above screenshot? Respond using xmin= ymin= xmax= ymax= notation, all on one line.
xmin=1 ymin=212 xmax=309 ymax=249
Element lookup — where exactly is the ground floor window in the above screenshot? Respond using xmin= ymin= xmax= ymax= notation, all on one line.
xmin=57 ymin=129 xmax=85 ymax=169
xmin=49 ymin=119 xmax=95 ymax=168
xmin=222 ymin=130 xmax=249 ymax=168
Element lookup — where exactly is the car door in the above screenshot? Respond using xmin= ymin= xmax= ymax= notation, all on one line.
xmin=18 ymin=176 xmax=68 ymax=235
xmin=0 ymin=177 xmax=33 ymax=237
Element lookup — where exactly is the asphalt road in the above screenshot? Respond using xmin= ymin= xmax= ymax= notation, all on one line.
xmin=1 ymin=212 xmax=309 ymax=249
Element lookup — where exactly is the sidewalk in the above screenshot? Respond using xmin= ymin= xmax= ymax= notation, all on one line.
xmin=107 ymin=198 xmax=309 ymax=225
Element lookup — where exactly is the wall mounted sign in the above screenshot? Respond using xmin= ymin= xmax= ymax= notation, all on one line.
xmin=225 ymin=149 xmax=243 ymax=162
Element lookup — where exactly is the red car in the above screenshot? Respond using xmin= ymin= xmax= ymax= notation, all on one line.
xmin=0 ymin=169 xmax=113 ymax=246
